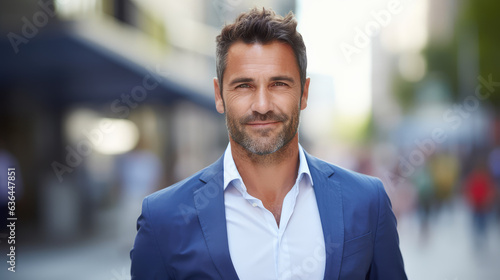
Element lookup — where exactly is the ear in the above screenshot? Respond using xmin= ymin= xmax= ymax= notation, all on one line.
xmin=214 ymin=78 xmax=225 ymax=114
xmin=300 ymin=77 xmax=310 ymax=110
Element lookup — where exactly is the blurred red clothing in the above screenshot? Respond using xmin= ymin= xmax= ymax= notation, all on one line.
xmin=465 ymin=169 xmax=495 ymax=212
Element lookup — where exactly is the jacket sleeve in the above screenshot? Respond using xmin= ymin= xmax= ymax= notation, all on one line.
xmin=130 ymin=198 xmax=172 ymax=280
xmin=368 ymin=180 xmax=408 ymax=280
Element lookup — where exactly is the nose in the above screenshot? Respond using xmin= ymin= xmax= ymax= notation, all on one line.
xmin=250 ymin=86 xmax=273 ymax=115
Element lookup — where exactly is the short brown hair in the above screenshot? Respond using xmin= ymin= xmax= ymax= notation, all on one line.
xmin=215 ymin=7 xmax=307 ymax=95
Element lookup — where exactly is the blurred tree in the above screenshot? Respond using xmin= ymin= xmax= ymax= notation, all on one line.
xmin=393 ymin=0 xmax=500 ymax=111
xmin=465 ymin=0 xmax=500 ymax=107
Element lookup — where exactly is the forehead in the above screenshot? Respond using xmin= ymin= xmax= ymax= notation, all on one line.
xmin=224 ymin=41 xmax=299 ymax=81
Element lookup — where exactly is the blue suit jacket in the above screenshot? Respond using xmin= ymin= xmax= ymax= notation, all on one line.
xmin=131 ymin=152 xmax=407 ymax=279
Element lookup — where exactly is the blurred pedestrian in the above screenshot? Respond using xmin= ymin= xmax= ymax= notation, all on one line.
xmin=412 ymin=164 xmax=434 ymax=243
xmin=430 ymin=152 xmax=460 ymax=208
xmin=488 ymin=147 xmax=500 ymax=220
xmin=464 ymin=160 xmax=496 ymax=249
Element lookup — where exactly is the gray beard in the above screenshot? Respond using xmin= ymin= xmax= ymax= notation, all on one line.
xmin=225 ymin=108 xmax=300 ymax=156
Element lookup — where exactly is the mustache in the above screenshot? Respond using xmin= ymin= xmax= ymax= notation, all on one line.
xmin=240 ymin=111 xmax=288 ymax=124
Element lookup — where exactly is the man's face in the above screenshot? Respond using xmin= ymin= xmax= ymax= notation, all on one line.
xmin=214 ymin=41 xmax=310 ymax=155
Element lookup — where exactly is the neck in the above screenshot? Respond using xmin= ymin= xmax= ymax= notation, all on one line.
xmin=230 ymin=136 xmax=300 ymax=217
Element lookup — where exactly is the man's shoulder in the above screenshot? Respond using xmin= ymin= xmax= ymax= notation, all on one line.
xmin=144 ymin=156 xmax=223 ymax=209
xmin=306 ymin=153 xmax=383 ymax=192
xmin=307 ymin=154 xmax=387 ymax=219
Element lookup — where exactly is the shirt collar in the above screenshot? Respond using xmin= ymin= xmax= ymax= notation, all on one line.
xmin=223 ymin=143 xmax=313 ymax=191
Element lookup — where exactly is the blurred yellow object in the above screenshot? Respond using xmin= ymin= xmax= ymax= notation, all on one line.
xmin=430 ymin=153 xmax=460 ymax=200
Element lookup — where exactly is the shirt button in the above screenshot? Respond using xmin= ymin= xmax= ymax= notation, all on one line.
xmin=252 ymin=203 xmax=258 ymax=207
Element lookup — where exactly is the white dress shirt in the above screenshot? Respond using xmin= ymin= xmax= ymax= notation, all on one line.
xmin=223 ymin=143 xmax=325 ymax=280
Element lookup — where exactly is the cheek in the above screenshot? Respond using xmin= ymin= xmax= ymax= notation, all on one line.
xmin=225 ymin=95 xmax=251 ymax=114
xmin=277 ymin=94 xmax=301 ymax=111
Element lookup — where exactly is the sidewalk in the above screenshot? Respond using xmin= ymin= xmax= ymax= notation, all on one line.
xmin=399 ymin=199 xmax=500 ymax=280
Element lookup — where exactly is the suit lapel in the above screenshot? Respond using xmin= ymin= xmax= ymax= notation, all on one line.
xmin=306 ymin=153 xmax=344 ymax=280
xmin=194 ymin=157 xmax=239 ymax=280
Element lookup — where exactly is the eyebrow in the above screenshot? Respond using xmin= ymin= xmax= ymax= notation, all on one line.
xmin=270 ymin=76 xmax=295 ymax=83
xmin=228 ymin=77 xmax=253 ymax=86
xmin=228 ymin=76 xmax=295 ymax=86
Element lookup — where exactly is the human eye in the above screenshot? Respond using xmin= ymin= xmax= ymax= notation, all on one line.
xmin=272 ymin=81 xmax=288 ymax=87
xmin=236 ymin=84 xmax=251 ymax=89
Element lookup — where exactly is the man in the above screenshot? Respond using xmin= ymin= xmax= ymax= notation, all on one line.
xmin=131 ymin=7 xmax=407 ymax=280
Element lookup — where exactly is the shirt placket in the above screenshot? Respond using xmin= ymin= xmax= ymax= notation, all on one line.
xmin=234 ymin=174 xmax=305 ymax=280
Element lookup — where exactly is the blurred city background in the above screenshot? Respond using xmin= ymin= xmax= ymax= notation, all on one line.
xmin=0 ymin=0 xmax=499 ymax=279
